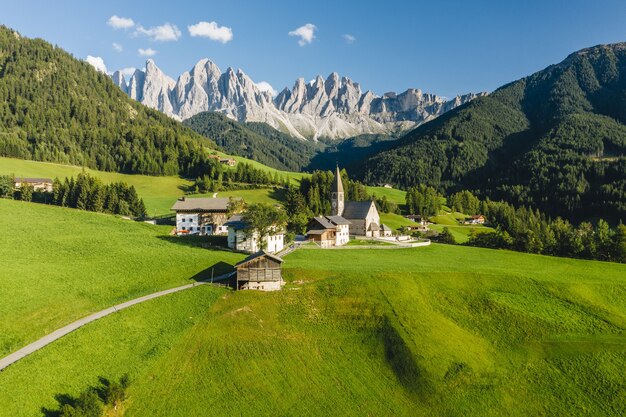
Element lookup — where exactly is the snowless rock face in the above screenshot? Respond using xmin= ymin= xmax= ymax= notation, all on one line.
xmin=112 ymin=59 xmax=486 ymax=140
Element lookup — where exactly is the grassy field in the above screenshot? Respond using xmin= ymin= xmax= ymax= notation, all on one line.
xmin=1 ymin=222 xmax=625 ymax=415
xmin=380 ymin=212 xmax=417 ymax=231
xmin=429 ymin=224 xmax=492 ymax=243
xmin=0 ymin=285 xmax=225 ymax=417
xmin=0 ymin=157 xmax=289 ymax=215
xmin=123 ymin=246 xmax=626 ymax=416
xmin=366 ymin=186 xmax=407 ymax=206
xmin=212 ymin=150 xmax=308 ymax=183
xmin=0 ymin=199 xmax=245 ymax=357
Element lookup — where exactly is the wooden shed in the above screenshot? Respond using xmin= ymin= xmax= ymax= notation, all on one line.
xmin=234 ymin=251 xmax=284 ymax=291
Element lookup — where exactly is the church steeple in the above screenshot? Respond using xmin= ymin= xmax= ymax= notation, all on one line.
xmin=331 ymin=164 xmax=345 ymax=216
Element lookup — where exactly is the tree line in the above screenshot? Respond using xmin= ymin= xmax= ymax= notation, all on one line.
xmin=189 ymin=160 xmax=291 ymax=193
xmin=0 ymin=173 xmax=146 ymax=217
xmin=403 ymin=185 xmax=626 ymax=263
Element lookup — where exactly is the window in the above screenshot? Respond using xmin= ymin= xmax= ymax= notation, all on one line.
xmin=182 ymin=227 xmax=186 ymax=231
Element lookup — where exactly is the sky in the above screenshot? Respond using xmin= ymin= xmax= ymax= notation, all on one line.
xmin=1 ymin=0 xmax=625 ymax=97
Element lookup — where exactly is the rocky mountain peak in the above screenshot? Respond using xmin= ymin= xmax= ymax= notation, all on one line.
xmin=113 ymin=58 xmax=485 ymax=139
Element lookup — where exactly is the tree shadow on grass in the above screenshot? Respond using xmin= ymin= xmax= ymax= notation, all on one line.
xmin=157 ymin=234 xmax=229 ymax=250
xmin=41 ymin=377 xmax=112 ymax=417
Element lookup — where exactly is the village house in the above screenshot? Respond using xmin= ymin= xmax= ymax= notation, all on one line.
xmin=464 ymin=215 xmax=486 ymax=225
xmin=14 ymin=177 xmax=53 ymax=192
xmin=306 ymin=215 xmax=351 ymax=247
xmin=171 ymin=197 xmax=234 ymax=236
xmin=219 ymin=157 xmax=237 ymax=167
xmin=225 ymin=214 xmax=285 ymax=254
xmin=234 ymin=251 xmax=284 ymax=291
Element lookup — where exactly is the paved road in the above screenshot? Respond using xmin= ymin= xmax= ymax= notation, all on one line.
xmin=0 ymin=272 xmax=234 ymax=372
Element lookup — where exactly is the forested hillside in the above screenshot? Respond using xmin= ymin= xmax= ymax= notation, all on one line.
xmin=184 ymin=111 xmax=321 ymax=171
xmin=0 ymin=26 xmax=216 ymax=177
xmin=362 ymin=43 xmax=626 ymax=222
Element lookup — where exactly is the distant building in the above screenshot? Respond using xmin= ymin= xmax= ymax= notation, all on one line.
xmin=383 ymin=183 xmax=393 ymax=189
xmin=234 ymin=251 xmax=284 ymax=291
xmin=331 ymin=165 xmax=382 ymax=237
xmin=405 ymin=215 xmax=428 ymax=226
xmin=220 ymin=158 xmax=237 ymax=166
xmin=14 ymin=177 xmax=53 ymax=192
xmin=171 ymin=197 xmax=234 ymax=235
xmin=225 ymin=214 xmax=285 ymax=254
xmin=306 ymin=215 xmax=351 ymax=247
xmin=464 ymin=215 xmax=485 ymax=225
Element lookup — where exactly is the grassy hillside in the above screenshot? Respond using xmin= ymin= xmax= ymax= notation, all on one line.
xmin=184 ymin=111 xmax=321 ymax=172
xmin=0 ymin=285 xmax=224 ymax=417
xmin=118 ymin=245 xmax=626 ymax=416
xmin=362 ymin=43 xmax=626 ymax=222
xmin=0 ymin=156 xmax=295 ymax=214
xmin=0 ymin=199 xmax=244 ymax=356
xmin=1 ymin=216 xmax=624 ymax=415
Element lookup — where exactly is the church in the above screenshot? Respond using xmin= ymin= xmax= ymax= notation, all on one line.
xmin=306 ymin=166 xmax=389 ymax=246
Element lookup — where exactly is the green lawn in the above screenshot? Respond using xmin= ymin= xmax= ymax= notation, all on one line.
xmin=0 ymin=156 xmax=295 ymax=215
xmin=1 ymin=227 xmax=625 ymax=415
xmin=0 ymin=285 xmax=226 ymax=417
xmin=120 ymin=246 xmax=625 ymax=416
xmin=212 ymin=150 xmax=308 ymax=184
xmin=0 ymin=199 xmax=245 ymax=357
xmin=346 ymin=238 xmax=395 ymax=246
xmin=366 ymin=186 xmax=407 ymax=206
xmin=380 ymin=212 xmax=417 ymax=231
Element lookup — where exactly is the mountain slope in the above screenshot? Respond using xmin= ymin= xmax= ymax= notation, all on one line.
xmin=362 ymin=43 xmax=626 ymax=222
xmin=0 ymin=26 xmax=215 ymax=177
xmin=113 ymin=58 xmax=484 ymax=140
xmin=183 ymin=112 xmax=321 ymax=171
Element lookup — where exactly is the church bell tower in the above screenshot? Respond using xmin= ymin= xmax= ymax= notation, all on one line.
xmin=331 ymin=164 xmax=345 ymax=216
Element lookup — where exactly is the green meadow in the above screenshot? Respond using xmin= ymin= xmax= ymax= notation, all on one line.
xmin=2 ymin=224 xmax=623 ymax=416
xmin=0 ymin=156 xmax=288 ymax=215
xmin=0 ymin=199 xmax=245 ymax=357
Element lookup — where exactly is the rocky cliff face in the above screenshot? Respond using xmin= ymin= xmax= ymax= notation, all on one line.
xmin=113 ymin=59 xmax=486 ymax=140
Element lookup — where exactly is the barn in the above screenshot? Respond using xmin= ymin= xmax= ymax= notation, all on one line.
xmin=234 ymin=251 xmax=284 ymax=291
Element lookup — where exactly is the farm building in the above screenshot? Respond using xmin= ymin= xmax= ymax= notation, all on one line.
xmin=464 ymin=215 xmax=486 ymax=225
xmin=14 ymin=177 xmax=53 ymax=192
xmin=220 ymin=157 xmax=237 ymax=166
xmin=306 ymin=215 xmax=351 ymax=247
xmin=225 ymin=214 xmax=285 ymax=254
xmin=234 ymin=251 xmax=284 ymax=291
xmin=171 ymin=197 xmax=235 ymax=236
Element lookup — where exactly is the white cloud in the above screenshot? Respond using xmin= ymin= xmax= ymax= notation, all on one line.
xmin=107 ymin=15 xmax=135 ymax=30
xmin=138 ymin=48 xmax=158 ymax=57
xmin=188 ymin=21 xmax=233 ymax=43
xmin=256 ymin=81 xmax=277 ymax=96
xmin=289 ymin=23 xmax=316 ymax=46
xmin=86 ymin=55 xmax=107 ymax=73
xmin=134 ymin=23 xmax=181 ymax=41
xmin=112 ymin=42 xmax=123 ymax=52
xmin=343 ymin=34 xmax=356 ymax=44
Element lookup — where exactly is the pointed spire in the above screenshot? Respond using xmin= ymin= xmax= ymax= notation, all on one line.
xmin=333 ymin=164 xmax=344 ymax=193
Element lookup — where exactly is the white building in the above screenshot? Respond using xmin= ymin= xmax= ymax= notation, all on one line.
xmin=225 ymin=214 xmax=285 ymax=254
xmin=14 ymin=177 xmax=53 ymax=192
xmin=306 ymin=216 xmax=351 ymax=247
xmin=171 ymin=197 xmax=233 ymax=236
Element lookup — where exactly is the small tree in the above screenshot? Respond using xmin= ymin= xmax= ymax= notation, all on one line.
xmin=438 ymin=227 xmax=457 ymax=245
xmin=19 ymin=183 xmax=33 ymax=202
xmin=242 ymin=203 xmax=287 ymax=250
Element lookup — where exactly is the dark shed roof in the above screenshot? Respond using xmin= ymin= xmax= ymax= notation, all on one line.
xmin=235 ymin=251 xmax=284 ymax=268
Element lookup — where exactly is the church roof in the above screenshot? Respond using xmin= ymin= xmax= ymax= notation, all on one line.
xmin=343 ymin=201 xmax=374 ymax=219
xmin=333 ymin=165 xmax=344 ymax=193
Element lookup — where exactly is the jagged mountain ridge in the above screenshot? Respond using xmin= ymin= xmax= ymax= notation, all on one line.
xmin=112 ymin=59 xmax=485 ymax=140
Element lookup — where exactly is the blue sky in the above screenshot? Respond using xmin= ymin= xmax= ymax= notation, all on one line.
xmin=1 ymin=0 xmax=625 ymax=97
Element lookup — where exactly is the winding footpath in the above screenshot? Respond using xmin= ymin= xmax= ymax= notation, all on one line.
xmin=0 ymin=272 xmax=234 ymax=372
